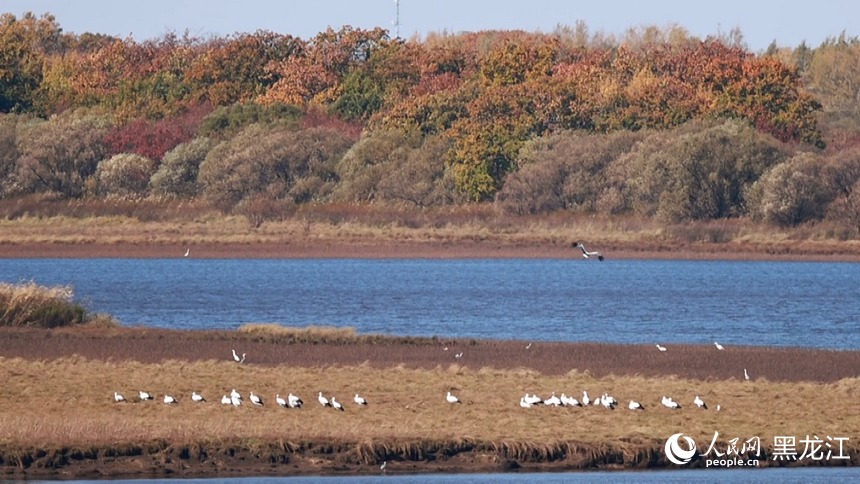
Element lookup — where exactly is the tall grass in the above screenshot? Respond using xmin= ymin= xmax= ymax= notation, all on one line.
xmin=0 ymin=281 xmax=116 ymax=328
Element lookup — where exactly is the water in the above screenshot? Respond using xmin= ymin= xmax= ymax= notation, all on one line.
xmin=0 ymin=258 xmax=858 ymax=349
xmin=26 ymin=467 xmax=860 ymax=483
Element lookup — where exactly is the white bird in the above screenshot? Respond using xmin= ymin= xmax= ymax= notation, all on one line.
xmin=184 ymin=248 xmax=190 ymax=257
xmin=230 ymin=389 xmax=242 ymax=400
xmin=560 ymin=393 xmax=581 ymax=407
xmin=276 ymin=394 xmax=287 ymax=407
xmin=331 ymin=396 xmax=344 ymax=411
xmin=249 ymin=392 xmax=263 ymax=406
xmin=191 ymin=391 xmax=205 ymax=403
xmin=454 ymin=352 xmax=464 ymax=359
xmin=380 ymin=460 xmax=387 ymax=472
xmin=354 ymin=394 xmax=368 ymax=406
xmin=524 ymin=393 xmax=542 ymax=405
xmin=628 ymin=400 xmax=644 ymax=410
xmin=572 ymin=242 xmax=605 ymax=261
xmin=661 ymin=396 xmax=680 ymax=409
xmin=221 ymin=395 xmax=231 ymax=405
xmin=600 ymin=394 xmax=616 ymax=410
xmin=231 ymin=349 xmax=246 ymax=363
xmin=318 ymin=392 xmax=330 ymax=407
xmin=163 ymin=394 xmax=177 ymax=404
xmin=694 ymin=395 xmax=707 ymax=409
xmin=581 ymin=391 xmax=590 ymax=406
xmin=744 ymin=368 xmax=751 ymax=381
xmin=288 ymin=393 xmax=303 ymax=408
xmin=114 ymin=392 xmax=126 ymax=403
xmin=544 ymin=393 xmax=562 ymax=406
xmin=231 ymin=395 xmax=241 ymax=407
xmin=139 ymin=390 xmax=153 ymax=401
xmin=446 ymin=391 xmax=461 ymax=404
xmin=519 ymin=397 xmax=533 ymax=408
xmin=525 ymin=342 xmax=532 ymax=349
xmin=716 ymin=404 xmax=721 ymax=412
xmin=714 ymin=341 xmax=725 ymax=350
xmin=656 ymin=344 xmax=667 ymax=352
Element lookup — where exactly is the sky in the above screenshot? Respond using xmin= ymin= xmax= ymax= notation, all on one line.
xmin=2 ymin=0 xmax=858 ymax=52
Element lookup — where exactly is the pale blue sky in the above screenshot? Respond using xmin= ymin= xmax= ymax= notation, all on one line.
xmin=2 ymin=0 xmax=857 ymax=51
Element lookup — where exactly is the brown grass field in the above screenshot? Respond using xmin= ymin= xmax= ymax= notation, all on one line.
xmin=0 ymin=325 xmax=858 ymax=479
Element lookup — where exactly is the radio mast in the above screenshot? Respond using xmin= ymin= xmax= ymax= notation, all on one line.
xmin=392 ymin=0 xmax=401 ymax=39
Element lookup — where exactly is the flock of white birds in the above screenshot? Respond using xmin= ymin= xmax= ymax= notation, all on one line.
xmin=113 ymin=342 xmax=744 ymax=413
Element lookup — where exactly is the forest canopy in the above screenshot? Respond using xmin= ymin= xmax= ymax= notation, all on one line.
xmin=2 ymin=12 xmax=860 ymax=233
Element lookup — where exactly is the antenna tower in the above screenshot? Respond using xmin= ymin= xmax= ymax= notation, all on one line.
xmin=393 ymin=0 xmax=401 ymax=39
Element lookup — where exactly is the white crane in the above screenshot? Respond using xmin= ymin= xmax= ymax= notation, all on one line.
xmin=581 ymin=391 xmax=590 ymax=406
xmin=628 ymin=400 xmax=644 ymax=411
xmin=714 ymin=341 xmax=725 ymax=350
xmin=288 ymin=393 xmax=303 ymax=408
xmin=221 ymin=395 xmax=231 ymax=405
xmin=114 ymin=392 xmax=126 ymax=403
xmin=524 ymin=393 xmax=542 ymax=405
xmin=139 ymin=390 xmax=153 ymax=401
xmin=230 ymin=389 xmax=242 ymax=400
xmin=446 ymin=391 xmax=461 ymax=404
xmin=661 ymin=396 xmax=680 ymax=409
xmin=231 ymin=349 xmax=246 ymax=363
xmin=318 ymin=392 xmax=330 ymax=407
xmin=249 ymin=392 xmax=263 ymax=406
xmin=694 ymin=395 xmax=707 ymax=409
xmin=544 ymin=393 xmax=562 ymax=406
xmin=354 ymin=394 xmax=368 ymax=406
xmin=520 ymin=396 xmax=533 ymax=408
xmin=656 ymin=344 xmax=667 ymax=352
xmin=572 ymin=242 xmax=605 ymax=261
xmin=744 ymin=368 xmax=751 ymax=381
xmin=276 ymin=394 xmax=287 ymax=407
xmin=331 ymin=396 xmax=345 ymax=411
xmin=191 ymin=391 xmax=205 ymax=403
xmin=231 ymin=395 xmax=241 ymax=407
xmin=163 ymin=394 xmax=177 ymax=404
xmin=184 ymin=248 xmax=190 ymax=257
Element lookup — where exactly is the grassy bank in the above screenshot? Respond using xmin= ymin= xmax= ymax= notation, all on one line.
xmin=0 ymin=349 xmax=857 ymax=477
xmin=1 ymin=201 xmax=859 ymax=260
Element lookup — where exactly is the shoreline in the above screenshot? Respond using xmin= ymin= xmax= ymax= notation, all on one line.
xmin=2 ymin=240 xmax=860 ymax=261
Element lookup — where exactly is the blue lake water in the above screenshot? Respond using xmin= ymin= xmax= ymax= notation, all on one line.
xmin=0 ymin=258 xmax=858 ymax=350
xmin=27 ymin=467 xmax=860 ymax=483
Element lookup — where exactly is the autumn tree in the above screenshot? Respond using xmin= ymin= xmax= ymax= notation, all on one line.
xmin=0 ymin=12 xmax=63 ymax=113
xmin=12 ymin=110 xmax=113 ymax=198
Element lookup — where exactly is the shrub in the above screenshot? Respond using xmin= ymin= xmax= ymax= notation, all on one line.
xmin=93 ymin=153 xmax=157 ymax=197
xmin=747 ymin=152 xmax=834 ymax=226
xmin=0 ymin=281 xmax=115 ymax=328
xmin=150 ymin=137 xmax=214 ymax=197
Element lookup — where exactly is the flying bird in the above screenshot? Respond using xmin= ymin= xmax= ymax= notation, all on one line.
xmin=354 ymin=394 xmax=368 ymax=406
xmin=714 ymin=341 xmax=725 ymax=350
xmin=191 ymin=391 xmax=206 ymax=403
xmin=446 ymin=391 xmax=461 ymax=404
xmin=572 ymin=242 xmax=605 ymax=261
xmin=114 ymin=392 xmax=126 ymax=403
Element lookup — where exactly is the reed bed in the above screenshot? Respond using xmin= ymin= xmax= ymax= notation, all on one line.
xmin=0 ymin=282 xmax=115 ymax=329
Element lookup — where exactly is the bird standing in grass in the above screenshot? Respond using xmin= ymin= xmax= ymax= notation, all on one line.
xmin=231 ymin=349 xmax=246 ymax=363
xmin=114 ymin=392 xmax=126 ymax=403
xmin=249 ymin=392 xmax=263 ymax=406
xmin=744 ymin=368 xmax=751 ymax=381
xmin=318 ymin=392 xmax=331 ymax=407
xmin=628 ymin=400 xmax=644 ymax=411
xmin=446 ymin=391 xmax=461 ymax=404
xmin=714 ymin=341 xmax=725 ymax=350
xmin=276 ymin=394 xmax=287 ymax=407
xmin=331 ymin=396 xmax=345 ymax=411
xmin=191 ymin=391 xmax=205 ymax=403
xmin=163 ymin=394 xmax=177 ymax=404
xmin=139 ymin=390 xmax=153 ymax=401
xmin=288 ymin=393 xmax=303 ymax=408
xmin=354 ymin=393 xmax=368 ymax=406
xmin=656 ymin=344 xmax=667 ymax=352
xmin=694 ymin=395 xmax=707 ymax=409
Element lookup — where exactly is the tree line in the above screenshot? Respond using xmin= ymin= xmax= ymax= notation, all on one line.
xmin=1 ymin=12 xmax=860 ymax=232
